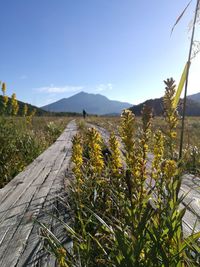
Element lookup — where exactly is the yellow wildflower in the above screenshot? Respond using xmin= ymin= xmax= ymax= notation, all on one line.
xmin=119 ymin=109 xmax=135 ymax=169
xmin=23 ymin=104 xmax=28 ymax=117
xmin=1 ymin=82 xmax=8 ymax=113
xmin=163 ymin=78 xmax=178 ymax=157
xmin=109 ymin=132 xmax=122 ymax=176
xmin=56 ymin=247 xmax=68 ymax=267
xmin=162 ymin=159 xmax=178 ymax=180
xmin=87 ymin=128 xmax=104 ymax=175
xmin=26 ymin=108 xmax=36 ymax=124
xmin=71 ymin=133 xmax=83 ymax=179
xmin=3 ymin=95 xmax=8 ymax=109
xmin=11 ymin=93 xmax=19 ymax=116
xmin=152 ymin=130 xmax=164 ymax=180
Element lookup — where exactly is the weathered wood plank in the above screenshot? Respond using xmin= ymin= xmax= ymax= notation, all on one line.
xmin=15 ymin=121 xmax=76 ymax=267
xmin=0 ymin=120 xmax=77 ymax=267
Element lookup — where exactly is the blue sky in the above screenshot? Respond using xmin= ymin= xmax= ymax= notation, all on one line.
xmin=0 ymin=0 xmax=199 ymax=106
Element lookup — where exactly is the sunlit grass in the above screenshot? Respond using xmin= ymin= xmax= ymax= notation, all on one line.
xmin=0 ymin=116 xmax=71 ymax=188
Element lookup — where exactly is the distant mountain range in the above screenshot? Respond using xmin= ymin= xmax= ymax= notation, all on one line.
xmin=130 ymin=96 xmax=200 ymax=116
xmin=41 ymin=91 xmax=200 ymax=116
xmin=188 ymin=92 xmax=200 ymax=103
xmin=2 ymin=90 xmax=199 ymax=117
xmin=41 ymin=91 xmax=133 ymax=115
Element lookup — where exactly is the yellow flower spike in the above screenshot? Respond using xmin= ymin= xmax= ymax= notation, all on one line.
xmin=162 ymin=159 xmax=178 ymax=180
xmin=71 ymin=133 xmax=83 ymax=179
xmin=23 ymin=104 xmax=28 ymax=117
xmin=119 ymin=109 xmax=135 ymax=169
xmin=3 ymin=95 xmax=8 ymax=109
xmin=26 ymin=108 xmax=36 ymax=125
xmin=1 ymin=82 xmax=8 ymax=113
xmin=152 ymin=130 xmax=164 ymax=180
xmin=11 ymin=93 xmax=19 ymax=116
xmin=163 ymin=78 xmax=178 ymax=158
xmin=133 ymin=105 xmax=152 ymax=182
xmin=109 ymin=132 xmax=122 ymax=176
xmin=56 ymin=247 xmax=68 ymax=267
xmin=86 ymin=128 xmax=104 ymax=175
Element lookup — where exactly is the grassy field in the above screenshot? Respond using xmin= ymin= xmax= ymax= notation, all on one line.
xmin=85 ymin=116 xmax=200 ymax=148
xmin=1 ymin=113 xmax=199 ymax=189
xmin=85 ymin=115 xmax=200 ymax=174
xmin=0 ymin=116 xmax=73 ymax=188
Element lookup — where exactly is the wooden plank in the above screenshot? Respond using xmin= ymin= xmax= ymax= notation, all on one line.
xmin=15 ymin=170 xmax=61 ymax=267
xmin=180 ymin=185 xmax=200 ymax=217
xmin=20 ymin=120 xmax=76 ymax=266
xmin=0 ymin=126 xmax=71 ymax=218
xmin=182 ymin=207 xmax=200 ymax=235
xmin=0 ymin=166 xmax=53 ymax=258
xmin=0 ymin=164 xmax=51 ymax=221
xmin=0 ymin=120 xmax=77 ymax=267
xmin=0 ymin=160 xmax=38 ymax=205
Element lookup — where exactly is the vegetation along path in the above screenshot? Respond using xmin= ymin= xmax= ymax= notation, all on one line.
xmin=91 ymin=123 xmax=200 ymax=236
xmin=0 ymin=120 xmax=200 ymax=266
xmin=0 ymin=120 xmax=77 ymax=267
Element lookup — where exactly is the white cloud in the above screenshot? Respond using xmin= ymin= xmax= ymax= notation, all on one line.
xmin=95 ymin=83 xmax=113 ymax=92
xmin=35 ymin=83 xmax=113 ymax=94
xmin=36 ymin=84 xmax=84 ymax=94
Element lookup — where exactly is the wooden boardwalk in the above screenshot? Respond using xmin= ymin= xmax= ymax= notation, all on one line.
xmin=0 ymin=120 xmax=77 ymax=267
xmin=0 ymin=120 xmax=199 ymax=266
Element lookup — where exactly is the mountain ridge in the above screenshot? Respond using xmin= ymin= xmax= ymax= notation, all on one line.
xmin=129 ymin=96 xmax=200 ymax=116
xmin=41 ymin=91 xmax=200 ymax=116
xmin=41 ymin=91 xmax=133 ymax=115
xmin=0 ymin=95 xmax=82 ymax=117
xmin=0 ymin=95 xmax=48 ymax=116
xmin=188 ymin=92 xmax=200 ymax=103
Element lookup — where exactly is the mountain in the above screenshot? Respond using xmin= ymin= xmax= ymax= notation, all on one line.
xmin=130 ymin=97 xmax=200 ymax=116
xmin=41 ymin=91 xmax=132 ymax=115
xmin=188 ymin=92 xmax=200 ymax=104
xmin=0 ymin=95 xmax=83 ymax=117
xmin=0 ymin=95 xmax=48 ymax=116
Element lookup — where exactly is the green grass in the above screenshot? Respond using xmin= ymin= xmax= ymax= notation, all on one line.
xmin=84 ymin=116 xmax=200 ymax=175
xmin=85 ymin=116 xmax=200 ymax=146
xmin=0 ymin=116 xmax=72 ymax=188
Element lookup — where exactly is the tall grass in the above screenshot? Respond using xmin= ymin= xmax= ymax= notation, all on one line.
xmin=85 ymin=117 xmax=200 ymax=175
xmin=0 ymin=82 xmax=72 ymax=187
xmin=0 ymin=116 xmax=69 ymax=188
xmin=41 ymin=78 xmax=200 ymax=266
